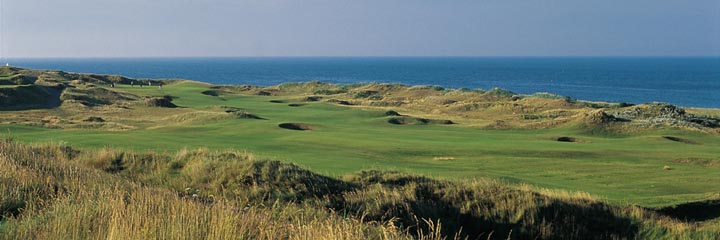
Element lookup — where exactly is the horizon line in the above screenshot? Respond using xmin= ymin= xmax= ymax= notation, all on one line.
xmin=3 ymin=55 xmax=720 ymax=60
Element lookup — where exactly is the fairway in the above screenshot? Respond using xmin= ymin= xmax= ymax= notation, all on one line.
xmin=4 ymin=81 xmax=720 ymax=207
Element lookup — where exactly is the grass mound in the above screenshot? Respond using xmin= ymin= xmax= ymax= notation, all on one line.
xmin=216 ymin=106 xmax=266 ymax=119
xmin=164 ymin=111 xmax=232 ymax=124
xmin=385 ymin=110 xmax=402 ymax=116
xmin=1 ymin=141 xmax=719 ymax=239
xmin=609 ymin=103 xmax=720 ymax=130
xmin=615 ymin=103 xmax=686 ymax=119
xmin=656 ymin=199 xmax=720 ymax=222
xmin=0 ymin=85 xmax=57 ymax=110
xmin=143 ymin=96 xmax=177 ymax=108
xmin=201 ymin=88 xmax=236 ymax=97
xmin=326 ymin=98 xmax=353 ymax=105
xmin=201 ymin=89 xmax=222 ymax=96
xmin=0 ymin=141 xmax=406 ymax=239
xmin=579 ymin=109 xmax=617 ymax=125
xmin=0 ymin=74 xmax=37 ymax=85
xmin=662 ymin=136 xmax=700 ymax=145
xmin=184 ymin=159 xmax=355 ymax=201
xmin=257 ymin=90 xmax=273 ymax=96
xmin=61 ymin=85 xmax=137 ymax=106
xmin=304 ymin=96 xmax=323 ymax=102
xmin=388 ymin=116 xmax=453 ymax=125
xmin=83 ymin=116 xmax=105 ymax=122
xmin=165 ymin=109 xmax=264 ymax=125
xmin=227 ymin=110 xmax=264 ymax=120
xmin=278 ymin=123 xmax=314 ymax=131
xmin=671 ymin=158 xmax=720 ymax=168
xmin=388 ymin=117 xmax=427 ymax=125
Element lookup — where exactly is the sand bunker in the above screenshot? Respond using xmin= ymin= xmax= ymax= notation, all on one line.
xmin=388 ymin=117 xmax=423 ymax=125
xmin=201 ymin=90 xmax=221 ymax=96
xmin=385 ymin=110 xmax=402 ymax=116
xmin=288 ymin=103 xmax=306 ymax=107
xmin=278 ymin=123 xmax=313 ymax=131
xmin=143 ymin=96 xmax=177 ymax=108
xmin=663 ymin=136 xmax=700 ymax=145
xmin=555 ymin=137 xmax=578 ymax=142
xmin=304 ymin=96 xmax=323 ymax=102
xmin=388 ymin=117 xmax=453 ymax=125
xmin=83 ymin=116 xmax=105 ymax=122
xmin=326 ymin=99 xmax=353 ymax=105
xmin=269 ymin=100 xmax=286 ymax=103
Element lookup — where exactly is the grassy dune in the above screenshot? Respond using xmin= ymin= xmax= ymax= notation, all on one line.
xmin=0 ymin=140 xmax=412 ymax=239
xmin=1 ymin=140 xmax=719 ymax=239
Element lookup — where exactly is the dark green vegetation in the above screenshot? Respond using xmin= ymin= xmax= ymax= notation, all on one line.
xmin=1 ymin=67 xmax=720 ymax=238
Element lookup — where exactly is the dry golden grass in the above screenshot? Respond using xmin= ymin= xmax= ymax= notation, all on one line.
xmin=0 ymin=140 xmax=431 ymax=240
xmin=1 ymin=140 xmax=719 ymax=239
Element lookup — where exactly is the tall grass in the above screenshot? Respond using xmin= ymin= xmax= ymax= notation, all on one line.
xmin=0 ymin=140 xmax=418 ymax=239
xmin=1 ymin=140 xmax=719 ymax=239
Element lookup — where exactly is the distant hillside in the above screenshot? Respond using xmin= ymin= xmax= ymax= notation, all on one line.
xmin=0 ymin=66 xmax=166 ymax=110
xmin=1 ymin=66 xmax=718 ymax=134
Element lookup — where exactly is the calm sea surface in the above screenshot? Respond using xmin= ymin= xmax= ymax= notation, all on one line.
xmin=6 ymin=57 xmax=720 ymax=108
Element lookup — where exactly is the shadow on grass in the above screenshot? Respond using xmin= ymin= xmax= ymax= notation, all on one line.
xmin=656 ymin=199 xmax=720 ymax=222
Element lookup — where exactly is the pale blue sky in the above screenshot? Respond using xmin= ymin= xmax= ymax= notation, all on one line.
xmin=2 ymin=0 xmax=719 ymax=57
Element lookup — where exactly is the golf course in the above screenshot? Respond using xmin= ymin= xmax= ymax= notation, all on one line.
xmin=2 ymin=67 xmax=720 ymax=239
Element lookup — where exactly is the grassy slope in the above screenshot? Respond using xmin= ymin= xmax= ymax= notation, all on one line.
xmin=4 ymin=82 xmax=720 ymax=207
xmin=0 ymin=141 xmax=413 ymax=240
xmin=2 ymin=140 xmax=718 ymax=239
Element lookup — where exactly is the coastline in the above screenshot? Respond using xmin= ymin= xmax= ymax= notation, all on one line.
xmin=4 ymin=56 xmax=719 ymax=108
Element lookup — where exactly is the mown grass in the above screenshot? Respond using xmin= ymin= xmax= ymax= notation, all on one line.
xmin=1 ymin=140 xmax=719 ymax=239
xmin=4 ymin=82 xmax=720 ymax=206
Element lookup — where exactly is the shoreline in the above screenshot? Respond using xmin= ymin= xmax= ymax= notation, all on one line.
xmin=7 ymin=66 xmax=720 ymax=111
xmin=3 ymin=56 xmax=718 ymax=108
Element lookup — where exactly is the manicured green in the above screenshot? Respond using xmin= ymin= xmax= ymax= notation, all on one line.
xmin=4 ymin=82 xmax=720 ymax=207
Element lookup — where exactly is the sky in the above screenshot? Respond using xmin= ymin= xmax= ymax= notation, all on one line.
xmin=1 ymin=0 xmax=719 ymax=58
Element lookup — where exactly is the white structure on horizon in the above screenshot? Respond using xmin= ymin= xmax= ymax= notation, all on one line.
xmin=0 ymin=0 xmax=7 ymax=67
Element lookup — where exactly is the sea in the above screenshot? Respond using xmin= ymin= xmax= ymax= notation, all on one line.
xmin=6 ymin=57 xmax=720 ymax=108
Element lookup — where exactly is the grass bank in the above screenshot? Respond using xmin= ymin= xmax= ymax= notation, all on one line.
xmin=1 ymin=140 xmax=718 ymax=239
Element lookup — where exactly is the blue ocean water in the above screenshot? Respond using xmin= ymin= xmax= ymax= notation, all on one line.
xmin=6 ymin=57 xmax=720 ymax=108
